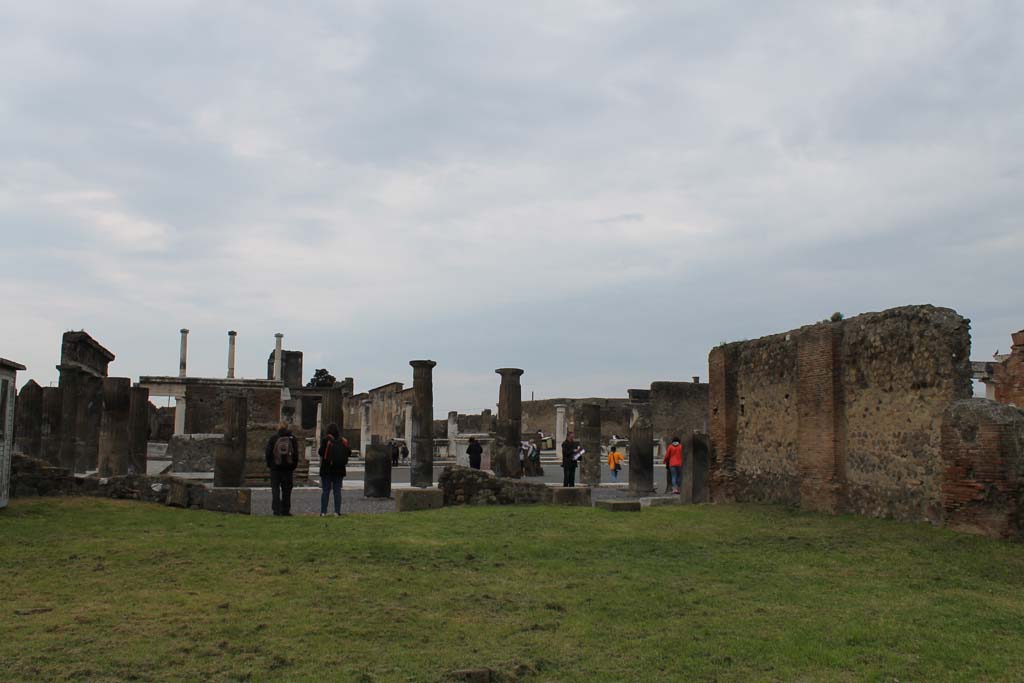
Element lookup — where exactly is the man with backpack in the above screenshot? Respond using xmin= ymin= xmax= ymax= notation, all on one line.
xmin=265 ymin=421 xmax=300 ymax=516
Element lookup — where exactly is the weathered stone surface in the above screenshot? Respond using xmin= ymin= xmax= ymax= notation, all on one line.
xmin=709 ymin=305 xmax=973 ymax=524
xmin=595 ymin=499 xmax=641 ymax=512
xmin=409 ymin=360 xmax=436 ymax=488
xmin=363 ymin=443 xmax=392 ymax=498
xmin=551 ymin=486 xmax=592 ymax=506
xmin=640 ymin=496 xmax=681 ymax=507
xmin=203 ymin=487 xmax=252 ymax=514
xmin=494 ymin=368 xmax=524 ymax=479
xmin=992 ymin=330 xmax=1024 ymax=406
xmin=98 ymin=377 xmax=131 ymax=477
xmin=166 ymin=478 xmax=206 ymax=509
xmin=128 ymin=386 xmax=150 ymax=476
xmin=168 ymin=434 xmax=222 ymax=472
xmin=395 ymin=487 xmax=444 ymax=512
xmin=216 ymin=395 xmax=247 ymax=487
xmin=14 ymin=380 xmax=43 ymax=458
xmin=627 ymin=392 xmax=654 ymax=496
xmin=577 ymin=403 xmax=602 ymax=486
xmin=941 ymin=399 xmax=1024 ymax=539
xmin=438 ymin=465 xmax=552 ymax=505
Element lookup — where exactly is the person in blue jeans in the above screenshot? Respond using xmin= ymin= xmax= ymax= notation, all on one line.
xmin=318 ymin=423 xmax=350 ymax=516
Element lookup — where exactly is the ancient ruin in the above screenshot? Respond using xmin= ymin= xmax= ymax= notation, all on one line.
xmin=3 ymin=304 xmax=1022 ymax=540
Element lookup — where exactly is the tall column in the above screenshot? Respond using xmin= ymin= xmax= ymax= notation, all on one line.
xmin=14 ymin=380 xmax=43 ymax=459
xmin=495 ymin=368 xmax=524 ymax=478
xmin=409 ymin=360 xmax=436 ymax=488
xmin=128 ymin=386 xmax=150 ymax=476
xmin=578 ymin=402 xmax=602 ymax=486
xmin=179 ymin=328 xmax=189 ymax=378
xmin=273 ymin=333 xmax=283 ymax=381
xmin=216 ymin=395 xmax=247 ymax=487
xmin=227 ymin=330 xmax=237 ymax=379
xmin=98 ymin=377 xmax=131 ymax=477
xmin=403 ymin=400 xmax=413 ymax=450
xmin=174 ymin=397 xmax=186 ymax=436
xmin=360 ymin=399 xmax=372 ymax=454
xmin=40 ymin=387 xmax=63 ymax=465
xmin=321 ymin=385 xmax=344 ymax=428
xmin=627 ymin=389 xmax=655 ymax=496
xmin=554 ymin=404 xmax=567 ymax=447
xmin=447 ymin=411 xmax=459 ymax=462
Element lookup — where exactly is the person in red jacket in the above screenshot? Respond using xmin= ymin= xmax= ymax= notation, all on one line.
xmin=663 ymin=436 xmax=684 ymax=495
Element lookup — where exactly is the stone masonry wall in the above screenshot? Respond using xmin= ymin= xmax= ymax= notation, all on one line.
xmin=709 ymin=305 xmax=973 ymax=524
xmin=521 ymin=399 xmax=631 ymax=441
xmin=993 ymin=331 xmax=1024 ymax=407
xmin=184 ymin=384 xmax=281 ymax=434
xmin=650 ymin=381 xmax=709 ymax=445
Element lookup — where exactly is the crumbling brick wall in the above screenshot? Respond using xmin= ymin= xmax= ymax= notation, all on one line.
xmin=650 ymin=380 xmax=709 ymax=444
xmin=941 ymin=399 xmax=1024 ymax=539
xmin=521 ymin=398 xmax=631 ymax=441
xmin=993 ymin=330 xmax=1024 ymax=407
xmin=709 ymin=305 xmax=973 ymax=524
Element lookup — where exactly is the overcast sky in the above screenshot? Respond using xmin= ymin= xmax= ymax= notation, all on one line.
xmin=2 ymin=1 xmax=1021 ymax=412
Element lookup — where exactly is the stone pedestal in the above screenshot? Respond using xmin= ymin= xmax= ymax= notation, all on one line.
xmin=216 ymin=395 xmax=247 ymax=487
xmin=627 ymin=390 xmax=655 ymax=496
xmin=578 ymin=403 xmax=602 ymax=486
xmin=98 ymin=377 xmax=131 ymax=477
xmin=409 ymin=360 xmax=436 ymax=488
xmin=363 ymin=443 xmax=392 ymax=498
xmin=128 ymin=386 xmax=150 ymax=475
xmin=494 ymin=368 xmax=524 ymax=479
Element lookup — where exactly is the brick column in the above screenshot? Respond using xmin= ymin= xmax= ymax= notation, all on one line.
xmin=409 ymin=360 xmax=436 ymax=488
xmin=796 ymin=326 xmax=846 ymax=513
xmin=708 ymin=345 xmax=738 ymax=502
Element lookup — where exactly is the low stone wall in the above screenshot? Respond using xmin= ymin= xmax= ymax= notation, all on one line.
xmin=10 ymin=452 xmax=175 ymax=503
xmin=438 ymin=466 xmax=552 ymax=505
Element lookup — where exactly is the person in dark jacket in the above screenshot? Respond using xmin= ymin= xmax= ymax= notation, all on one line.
xmin=466 ymin=437 xmax=483 ymax=470
xmin=265 ymin=421 xmax=300 ymax=516
xmin=561 ymin=432 xmax=580 ymax=487
xmin=400 ymin=443 xmax=409 ymax=463
xmin=318 ymin=423 xmax=350 ymax=516
xmin=390 ymin=441 xmax=400 ymax=466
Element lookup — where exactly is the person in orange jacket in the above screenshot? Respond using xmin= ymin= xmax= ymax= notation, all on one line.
xmin=663 ymin=436 xmax=684 ymax=495
xmin=607 ymin=445 xmax=624 ymax=482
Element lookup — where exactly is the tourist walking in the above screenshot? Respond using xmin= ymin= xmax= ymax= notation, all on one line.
xmin=390 ymin=440 xmax=400 ymax=467
xmin=318 ymin=423 xmax=350 ymax=516
xmin=265 ymin=421 xmax=300 ymax=516
xmin=400 ymin=443 xmax=409 ymax=463
xmin=466 ymin=436 xmax=483 ymax=470
xmin=664 ymin=436 xmax=684 ymax=495
xmin=561 ymin=432 xmax=580 ymax=487
xmin=607 ymin=445 xmax=624 ymax=482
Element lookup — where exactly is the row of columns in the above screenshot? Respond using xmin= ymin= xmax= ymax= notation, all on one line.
xmin=177 ymin=328 xmax=285 ymax=383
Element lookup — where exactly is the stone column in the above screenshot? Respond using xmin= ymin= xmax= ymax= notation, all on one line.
xmin=40 ymin=387 xmax=63 ymax=465
xmin=363 ymin=443 xmax=392 ymax=498
xmin=360 ymin=399 xmax=372 ymax=455
xmin=173 ymin=397 xmax=186 ymax=436
xmin=57 ymin=366 xmax=102 ymax=473
xmin=98 ymin=377 xmax=131 ymax=477
xmin=627 ymin=389 xmax=655 ymax=496
xmin=273 ymin=333 xmax=283 ymax=381
xmin=554 ymin=404 xmax=567 ymax=447
xmin=495 ymin=368 xmax=524 ymax=478
xmin=128 ymin=386 xmax=150 ymax=476
xmin=216 ymin=395 xmax=247 ymax=487
xmin=227 ymin=330 xmax=237 ymax=379
xmin=179 ymin=328 xmax=189 ymax=378
xmin=409 ymin=360 xmax=436 ymax=488
xmin=447 ymin=411 xmax=459 ymax=461
xmin=578 ymin=403 xmax=602 ymax=486
xmin=321 ymin=385 xmax=344 ymax=428
xmin=403 ymin=400 xmax=413 ymax=447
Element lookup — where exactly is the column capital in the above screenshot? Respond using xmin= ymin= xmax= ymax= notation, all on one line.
xmin=495 ymin=368 xmax=524 ymax=378
xmin=180 ymin=328 xmax=189 ymax=334
xmin=228 ymin=330 xmax=237 ymax=336
xmin=410 ymin=359 xmax=437 ymax=369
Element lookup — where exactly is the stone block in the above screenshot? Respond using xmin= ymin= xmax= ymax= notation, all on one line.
xmin=395 ymin=488 xmax=444 ymax=512
xmin=203 ymin=487 xmax=252 ymax=514
xmin=166 ymin=479 xmax=206 ymax=509
xmin=595 ymin=499 xmax=641 ymax=512
xmin=551 ymin=487 xmax=591 ymax=506
xmin=640 ymin=496 xmax=681 ymax=508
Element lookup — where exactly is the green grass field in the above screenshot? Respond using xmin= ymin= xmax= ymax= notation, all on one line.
xmin=2 ymin=498 xmax=1023 ymax=682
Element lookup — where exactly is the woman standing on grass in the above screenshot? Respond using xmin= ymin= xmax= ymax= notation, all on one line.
xmin=607 ymin=445 xmax=624 ymax=482
xmin=318 ymin=423 xmax=350 ymax=516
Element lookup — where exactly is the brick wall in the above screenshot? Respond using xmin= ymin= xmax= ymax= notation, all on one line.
xmin=709 ymin=305 xmax=974 ymax=524
xmin=993 ymin=331 xmax=1024 ymax=407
